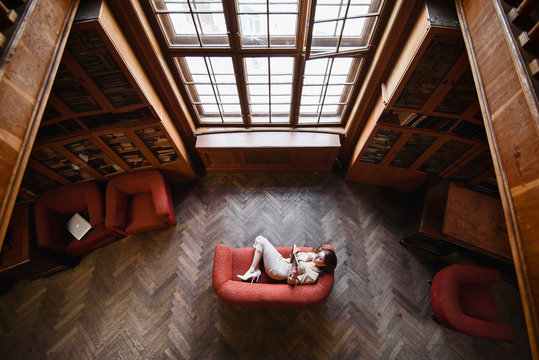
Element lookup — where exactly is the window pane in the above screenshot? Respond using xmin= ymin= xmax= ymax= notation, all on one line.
xmin=299 ymin=57 xmax=358 ymax=124
xmin=269 ymin=116 xmax=290 ymax=123
xmin=250 ymin=95 xmax=270 ymax=104
xmin=269 ymin=14 xmax=297 ymax=47
xmin=311 ymin=20 xmax=342 ymax=54
xmin=271 ymin=95 xmax=291 ymax=103
xmin=237 ymin=0 xmax=266 ymax=13
xmin=248 ymin=84 xmax=268 ymax=95
xmin=299 ymin=105 xmax=319 ymax=114
xmin=301 ymin=95 xmax=321 ymax=105
xmin=271 ymin=84 xmax=292 ymax=95
xmin=270 ymin=57 xmax=294 ymax=74
xmin=156 ymin=0 xmax=228 ymax=46
xmin=222 ymin=104 xmax=242 ymax=112
xmin=271 ymin=104 xmax=290 ymax=113
xmin=318 ymin=115 xmax=341 ymax=123
xmin=245 ymin=57 xmax=293 ymax=123
xmin=309 ymin=0 xmax=382 ymax=54
xmin=314 ymin=2 xmax=346 ymax=21
xmin=177 ymin=56 xmax=240 ymax=123
xmin=348 ymin=3 xmax=371 ymax=17
xmin=238 ymin=0 xmax=299 ymax=48
xmin=251 ymin=104 xmax=269 ymax=113
xmin=192 ymin=84 xmax=213 ymax=95
xmin=269 ymin=0 xmax=298 ymax=13
xmin=239 ymin=14 xmax=268 ymax=47
xmin=334 ymin=57 xmax=354 ymax=73
xmin=325 ymin=85 xmax=345 ymax=96
xmin=223 ymin=116 xmax=244 ymax=124
xmin=251 ymin=116 xmax=270 ymax=123
xmin=216 ymin=84 xmax=238 ymax=96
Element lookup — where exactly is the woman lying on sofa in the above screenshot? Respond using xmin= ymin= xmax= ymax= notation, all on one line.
xmin=238 ymin=236 xmax=337 ymax=286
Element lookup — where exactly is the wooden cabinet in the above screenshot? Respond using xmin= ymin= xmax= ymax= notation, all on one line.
xmin=17 ymin=0 xmax=195 ymax=201
xmin=401 ymin=180 xmax=512 ymax=263
xmin=346 ymin=0 xmax=497 ymax=195
xmin=196 ymin=132 xmax=340 ymax=173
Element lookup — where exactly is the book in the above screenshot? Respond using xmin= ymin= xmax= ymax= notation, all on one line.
xmin=290 ymin=245 xmax=298 ymax=274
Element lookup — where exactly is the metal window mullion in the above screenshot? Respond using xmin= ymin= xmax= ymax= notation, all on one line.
xmin=311 ymin=12 xmax=380 ymax=24
xmin=204 ymin=57 xmax=225 ymax=124
xmin=334 ymin=0 xmax=351 ymax=54
xmin=155 ymin=10 xmax=220 ymax=14
xmin=186 ymin=1 xmax=203 ymax=46
xmin=318 ymin=58 xmax=335 ymax=124
xmin=266 ymin=1 xmax=270 ymax=48
xmin=267 ymin=57 xmax=272 ymax=123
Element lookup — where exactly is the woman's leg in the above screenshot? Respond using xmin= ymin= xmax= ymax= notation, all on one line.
xmin=246 ymin=246 xmax=262 ymax=273
xmin=252 ymin=236 xmax=289 ymax=280
xmin=240 ymin=236 xmax=283 ymax=278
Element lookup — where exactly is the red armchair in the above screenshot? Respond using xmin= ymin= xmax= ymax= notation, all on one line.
xmin=35 ymin=181 xmax=121 ymax=257
xmin=212 ymin=243 xmax=335 ymax=307
xmin=105 ymin=170 xmax=176 ymax=235
xmin=430 ymin=264 xmax=514 ymax=342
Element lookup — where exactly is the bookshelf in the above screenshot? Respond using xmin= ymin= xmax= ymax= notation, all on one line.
xmin=17 ymin=0 xmax=195 ymax=201
xmin=99 ymin=131 xmax=151 ymax=169
xmin=346 ymin=0 xmax=497 ymax=196
xmin=135 ymin=127 xmax=179 ymax=164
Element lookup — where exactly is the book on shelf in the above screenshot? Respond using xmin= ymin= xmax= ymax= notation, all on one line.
xmin=290 ymin=245 xmax=299 ymax=274
xmin=398 ymin=112 xmax=418 ymax=126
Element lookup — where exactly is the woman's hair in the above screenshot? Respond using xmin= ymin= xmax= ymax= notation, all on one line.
xmin=313 ymin=245 xmax=337 ymax=274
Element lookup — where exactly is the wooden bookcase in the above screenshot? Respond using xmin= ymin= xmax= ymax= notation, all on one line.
xmin=346 ymin=0 xmax=497 ymax=195
xmin=17 ymin=0 xmax=195 ymax=201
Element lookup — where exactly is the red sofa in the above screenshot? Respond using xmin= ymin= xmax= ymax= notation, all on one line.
xmin=105 ymin=170 xmax=176 ymax=235
xmin=212 ymin=243 xmax=335 ymax=307
xmin=430 ymin=264 xmax=514 ymax=342
xmin=35 ymin=181 xmax=121 ymax=257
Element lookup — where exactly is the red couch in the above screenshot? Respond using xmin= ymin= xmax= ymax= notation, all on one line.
xmin=35 ymin=181 xmax=121 ymax=257
xmin=212 ymin=243 xmax=335 ymax=307
xmin=105 ymin=170 xmax=176 ymax=235
xmin=430 ymin=264 xmax=514 ymax=342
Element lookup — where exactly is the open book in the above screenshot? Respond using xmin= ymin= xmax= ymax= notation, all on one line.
xmin=290 ymin=244 xmax=298 ymax=274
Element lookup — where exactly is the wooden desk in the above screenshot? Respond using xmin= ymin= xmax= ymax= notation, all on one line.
xmin=401 ymin=180 xmax=512 ymax=263
xmin=0 ymin=203 xmax=72 ymax=279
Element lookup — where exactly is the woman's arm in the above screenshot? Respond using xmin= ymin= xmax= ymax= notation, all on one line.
xmin=288 ymin=272 xmax=316 ymax=285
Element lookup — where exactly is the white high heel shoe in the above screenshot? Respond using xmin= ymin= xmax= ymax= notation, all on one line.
xmin=237 ymin=269 xmax=261 ymax=283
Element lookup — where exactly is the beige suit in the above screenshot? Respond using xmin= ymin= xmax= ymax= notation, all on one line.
xmin=253 ymin=236 xmax=321 ymax=285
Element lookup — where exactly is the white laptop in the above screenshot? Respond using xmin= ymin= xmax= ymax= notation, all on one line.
xmin=66 ymin=213 xmax=93 ymax=241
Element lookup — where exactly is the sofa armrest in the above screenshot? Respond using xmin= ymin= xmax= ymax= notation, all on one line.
xmin=105 ymin=185 xmax=129 ymax=235
xmin=151 ymin=178 xmax=176 ymax=226
xmin=213 ymin=244 xmax=233 ymax=292
xmin=34 ymin=204 xmax=68 ymax=254
xmin=447 ymin=309 xmax=514 ymax=342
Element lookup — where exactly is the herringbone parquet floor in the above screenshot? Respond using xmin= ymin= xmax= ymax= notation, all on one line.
xmin=0 ymin=173 xmax=532 ymax=359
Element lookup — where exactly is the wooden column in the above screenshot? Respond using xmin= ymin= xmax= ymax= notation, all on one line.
xmin=456 ymin=0 xmax=539 ymax=357
xmin=0 ymin=0 xmax=79 ymax=248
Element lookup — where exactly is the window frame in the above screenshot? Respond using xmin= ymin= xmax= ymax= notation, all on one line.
xmin=144 ymin=0 xmax=387 ymax=130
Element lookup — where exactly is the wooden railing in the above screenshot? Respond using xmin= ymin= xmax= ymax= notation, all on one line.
xmin=456 ymin=0 xmax=539 ymax=357
xmin=0 ymin=0 xmax=79 ymax=249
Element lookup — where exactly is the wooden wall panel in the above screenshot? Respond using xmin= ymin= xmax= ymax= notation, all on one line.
xmin=0 ymin=0 xmax=79 ymax=248
xmin=456 ymin=0 xmax=539 ymax=357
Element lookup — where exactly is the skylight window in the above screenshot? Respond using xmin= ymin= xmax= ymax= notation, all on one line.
xmin=149 ymin=0 xmax=385 ymax=128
